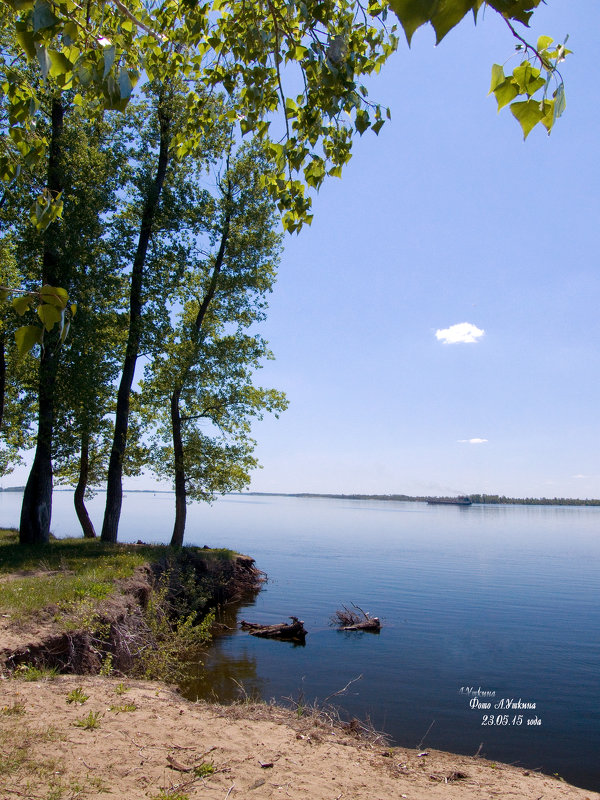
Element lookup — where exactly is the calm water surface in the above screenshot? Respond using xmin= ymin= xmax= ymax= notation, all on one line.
xmin=1 ymin=492 xmax=598 ymax=790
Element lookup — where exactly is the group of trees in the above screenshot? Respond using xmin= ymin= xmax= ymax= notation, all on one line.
xmin=0 ymin=0 xmax=567 ymax=547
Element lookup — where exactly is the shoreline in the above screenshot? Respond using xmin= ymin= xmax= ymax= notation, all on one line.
xmin=1 ymin=531 xmax=598 ymax=797
xmin=2 ymin=675 xmax=598 ymax=800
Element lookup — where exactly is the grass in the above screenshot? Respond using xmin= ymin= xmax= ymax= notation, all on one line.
xmin=12 ymin=664 xmax=59 ymax=681
xmin=0 ymin=528 xmax=171 ymax=619
xmin=0 ymin=713 xmax=109 ymax=798
xmin=0 ymin=527 xmax=236 ymax=621
xmin=73 ymin=710 xmax=102 ymax=730
xmin=1 ymin=700 xmax=25 ymax=715
xmin=109 ymin=703 xmax=137 ymax=712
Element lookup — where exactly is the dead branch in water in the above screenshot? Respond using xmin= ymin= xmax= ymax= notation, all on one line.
xmin=330 ymin=603 xmax=381 ymax=631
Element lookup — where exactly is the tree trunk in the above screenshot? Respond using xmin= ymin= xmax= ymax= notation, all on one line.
xmin=19 ymin=98 xmax=65 ymax=545
xmin=170 ymin=387 xmax=187 ymax=547
xmin=74 ymin=432 xmax=96 ymax=538
xmin=100 ymin=96 xmax=171 ymax=543
xmin=0 ymin=331 xmax=5 ymax=433
xmin=168 ymin=205 xmax=231 ymax=547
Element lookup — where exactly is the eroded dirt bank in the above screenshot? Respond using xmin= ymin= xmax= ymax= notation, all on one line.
xmin=1 ymin=675 xmax=598 ymax=800
xmin=0 ymin=551 xmax=260 ymax=675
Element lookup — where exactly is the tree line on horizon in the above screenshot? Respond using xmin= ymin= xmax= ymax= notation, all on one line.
xmin=0 ymin=0 xmax=569 ymax=547
xmin=287 ymin=493 xmax=600 ymax=506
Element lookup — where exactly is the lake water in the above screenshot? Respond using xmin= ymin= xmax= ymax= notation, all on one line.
xmin=1 ymin=491 xmax=599 ymax=791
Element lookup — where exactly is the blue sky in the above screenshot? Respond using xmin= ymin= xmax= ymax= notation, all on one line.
xmin=6 ymin=2 xmax=597 ymax=500
xmin=244 ymin=1 xmax=600 ymax=499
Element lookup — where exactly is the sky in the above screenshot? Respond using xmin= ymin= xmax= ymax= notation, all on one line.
xmin=243 ymin=0 xmax=600 ymax=499
xmin=7 ymin=2 xmax=599 ymax=500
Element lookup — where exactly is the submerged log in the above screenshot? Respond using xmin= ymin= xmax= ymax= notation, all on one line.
xmin=342 ymin=617 xmax=381 ymax=631
xmin=331 ymin=603 xmax=382 ymax=632
xmin=240 ymin=616 xmax=307 ymax=642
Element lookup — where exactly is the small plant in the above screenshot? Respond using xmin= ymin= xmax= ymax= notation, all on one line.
xmin=99 ymin=652 xmax=113 ymax=676
xmin=73 ymin=710 xmax=102 ymax=730
xmin=114 ymin=682 xmax=129 ymax=696
xmin=0 ymin=701 xmax=25 ymax=716
xmin=12 ymin=663 xmax=58 ymax=681
xmin=109 ymin=703 xmax=137 ymax=713
xmin=151 ymin=791 xmax=191 ymax=800
xmin=66 ymin=687 xmax=89 ymax=705
xmin=193 ymin=762 xmax=215 ymax=778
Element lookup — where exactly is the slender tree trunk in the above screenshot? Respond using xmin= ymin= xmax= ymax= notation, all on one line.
xmin=74 ymin=432 xmax=96 ymax=538
xmin=19 ymin=98 xmax=65 ymax=545
xmin=170 ymin=388 xmax=187 ymax=547
xmin=101 ymin=96 xmax=171 ymax=543
xmin=168 ymin=205 xmax=231 ymax=547
xmin=0 ymin=331 xmax=5 ymax=432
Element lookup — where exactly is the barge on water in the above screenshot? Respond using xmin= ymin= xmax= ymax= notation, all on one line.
xmin=427 ymin=496 xmax=472 ymax=506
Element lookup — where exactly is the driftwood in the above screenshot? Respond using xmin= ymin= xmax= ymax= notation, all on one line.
xmin=240 ymin=616 xmax=307 ymax=642
xmin=331 ymin=604 xmax=381 ymax=632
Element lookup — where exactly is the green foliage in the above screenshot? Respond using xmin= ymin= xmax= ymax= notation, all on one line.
xmin=0 ymin=528 xmax=171 ymax=617
xmin=133 ymin=572 xmax=214 ymax=682
xmin=389 ymin=0 xmax=544 ymax=45
xmin=489 ymin=36 xmax=570 ymax=138
xmin=387 ymin=1 xmax=568 ymax=138
xmin=11 ymin=663 xmax=58 ymax=681
xmin=72 ymin=709 xmax=102 ymax=730
xmin=109 ymin=703 xmax=137 ymax=712
xmin=194 ymin=762 xmax=215 ymax=778
xmin=0 ymin=700 xmax=25 ymax=715
xmin=66 ymin=687 xmax=88 ymax=705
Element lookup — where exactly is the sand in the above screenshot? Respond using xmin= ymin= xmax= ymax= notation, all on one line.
xmin=1 ymin=675 xmax=598 ymax=800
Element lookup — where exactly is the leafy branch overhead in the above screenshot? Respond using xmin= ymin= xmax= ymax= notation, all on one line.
xmin=1 ymin=284 xmax=76 ymax=356
xmin=388 ymin=0 xmax=569 ymax=138
xmin=490 ymin=36 xmax=569 ymax=139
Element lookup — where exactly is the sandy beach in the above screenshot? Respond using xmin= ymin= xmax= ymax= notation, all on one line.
xmin=1 ymin=675 xmax=598 ymax=800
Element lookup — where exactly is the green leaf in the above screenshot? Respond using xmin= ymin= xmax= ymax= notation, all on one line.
xmin=537 ymin=35 xmax=553 ymax=52
xmin=37 ymin=303 xmax=62 ymax=331
xmin=48 ymin=49 xmax=72 ymax=78
xmin=387 ymin=0 xmax=437 ymax=45
xmin=12 ymin=294 xmax=35 ymax=316
xmin=35 ymin=43 xmax=50 ymax=81
xmin=40 ymin=284 xmax=68 ymax=309
xmin=118 ymin=69 xmax=133 ymax=100
xmin=512 ymin=62 xmax=545 ymax=96
xmin=102 ymin=45 xmax=116 ymax=79
xmin=15 ymin=325 xmax=43 ymax=356
xmin=430 ymin=0 xmax=475 ymax=44
xmin=32 ymin=0 xmax=59 ymax=32
xmin=539 ymin=99 xmax=555 ymax=134
xmin=0 ymin=288 xmax=10 ymax=303
xmin=489 ymin=64 xmax=505 ymax=94
xmin=510 ymin=99 xmax=544 ymax=139
xmin=487 ymin=0 xmax=542 ymax=27
xmin=493 ymin=78 xmax=519 ymax=111
xmin=355 ymin=108 xmax=370 ymax=134
xmin=59 ymin=318 xmax=71 ymax=344
xmin=388 ymin=0 xmax=474 ymax=44
xmin=553 ymin=84 xmax=566 ymax=122
xmin=15 ymin=28 xmax=37 ymax=60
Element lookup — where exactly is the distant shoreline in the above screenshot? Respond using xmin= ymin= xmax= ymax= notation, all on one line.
xmin=241 ymin=491 xmax=600 ymax=507
xmin=1 ymin=487 xmax=599 ymax=506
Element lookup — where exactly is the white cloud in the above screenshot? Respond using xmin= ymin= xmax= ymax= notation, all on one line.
xmin=436 ymin=322 xmax=485 ymax=344
xmin=458 ymin=438 xmax=488 ymax=444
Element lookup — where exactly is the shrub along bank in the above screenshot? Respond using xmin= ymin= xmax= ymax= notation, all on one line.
xmin=0 ymin=528 xmax=261 ymax=680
